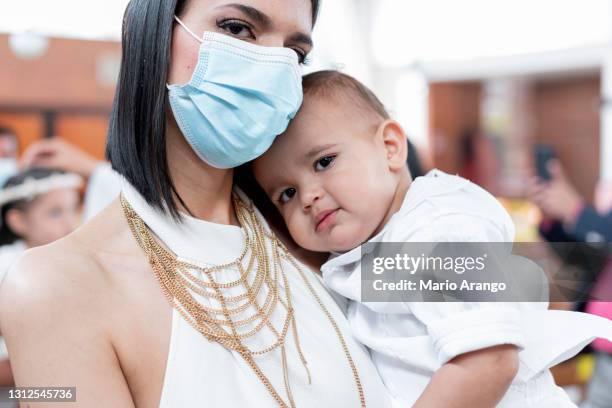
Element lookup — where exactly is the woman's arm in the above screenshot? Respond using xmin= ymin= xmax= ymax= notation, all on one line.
xmin=0 ymin=247 xmax=135 ymax=407
xmin=413 ymin=345 xmax=519 ymax=408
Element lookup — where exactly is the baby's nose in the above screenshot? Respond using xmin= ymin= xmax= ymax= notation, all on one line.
xmin=301 ymin=188 xmax=322 ymax=211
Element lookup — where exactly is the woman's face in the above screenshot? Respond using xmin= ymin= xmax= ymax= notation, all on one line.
xmin=167 ymin=0 xmax=314 ymax=86
xmin=9 ymin=188 xmax=80 ymax=248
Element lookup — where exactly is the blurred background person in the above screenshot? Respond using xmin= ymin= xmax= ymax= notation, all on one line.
xmin=20 ymin=138 xmax=122 ymax=221
xmin=529 ymin=159 xmax=612 ymax=408
xmin=530 ymin=160 xmax=611 ymax=243
xmin=0 ymin=168 xmax=82 ymax=250
xmin=0 ymin=127 xmax=19 ymax=187
xmin=457 ymin=128 xmax=499 ymax=194
xmin=0 ymin=167 xmax=83 ymax=388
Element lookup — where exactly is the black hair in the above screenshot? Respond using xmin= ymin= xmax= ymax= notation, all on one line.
xmin=460 ymin=128 xmax=477 ymax=163
xmin=106 ymin=0 xmax=320 ymax=219
xmin=0 ymin=127 xmax=16 ymax=138
xmin=0 ymin=167 xmax=65 ymax=246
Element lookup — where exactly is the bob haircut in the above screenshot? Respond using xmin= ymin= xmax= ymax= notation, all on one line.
xmin=106 ymin=0 xmax=320 ymax=219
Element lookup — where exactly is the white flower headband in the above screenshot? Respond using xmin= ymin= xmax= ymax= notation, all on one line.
xmin=0 ymin=173 xmax=84 ymax=207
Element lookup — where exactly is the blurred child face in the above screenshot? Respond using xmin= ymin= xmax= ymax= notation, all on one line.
xmin=253 ymin=95 xmax=407 ymax=252
xmin=9 ymin=188 xmax=80 ymax=247
xmin=0 ymin=134 xmax=18 ymax=159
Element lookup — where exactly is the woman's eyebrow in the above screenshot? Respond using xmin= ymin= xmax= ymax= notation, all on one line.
xmin=216 ymin=3 xmax=272 ymax=29
xmin=216 ymin=3 xmax=312 ymax=48
xmin=288 ymin=32 xmax=313 ymax=48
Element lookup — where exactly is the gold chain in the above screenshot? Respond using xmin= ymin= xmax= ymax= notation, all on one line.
xmin=120 ymin=193 xmax=365 ymax=408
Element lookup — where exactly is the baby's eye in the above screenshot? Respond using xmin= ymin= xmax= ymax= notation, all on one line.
xmin=314 ymin=155 xmax=336 ymax=171
xmin=217 ymin=19 xmax=255 ymax=39
xmin=279 ymin=187 xmax=297 ymax=204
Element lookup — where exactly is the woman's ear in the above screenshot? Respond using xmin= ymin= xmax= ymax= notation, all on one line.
xmin=5 ymin=208 xmax=28 ymax=238
xmin=376 ymin=120 xmax=408 ymax=171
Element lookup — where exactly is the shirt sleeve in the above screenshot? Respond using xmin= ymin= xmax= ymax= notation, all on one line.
xmin=404 ymin=213 xmax=526 ymax=364
xmin=410 ymin=301 xmax=524 ymax=364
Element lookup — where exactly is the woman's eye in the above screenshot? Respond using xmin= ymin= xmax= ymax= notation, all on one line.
xmin=315 ymin=155 xmax=336 ymax=171
xmin=291 ymin=48 xmax=308 ymax=64
xmin=279 ymin=187 xmax=297 ymax=204
xmin=217 ymin=19 xmax=255 ymax=39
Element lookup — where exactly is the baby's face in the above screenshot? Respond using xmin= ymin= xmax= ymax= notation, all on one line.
xmin=253 ymin=96 xmax=399 ymax=252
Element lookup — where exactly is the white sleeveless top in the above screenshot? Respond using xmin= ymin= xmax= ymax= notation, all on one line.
xmin=122 ymin=182 xmax=392 ymax=408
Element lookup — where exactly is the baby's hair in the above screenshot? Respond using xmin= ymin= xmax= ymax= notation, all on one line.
xmin=302 ymin=70 xmax=390 ymax=121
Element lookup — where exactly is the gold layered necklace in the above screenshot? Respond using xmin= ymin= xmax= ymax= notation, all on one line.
xmin=120 ymin=193 xmax=365 ymax=408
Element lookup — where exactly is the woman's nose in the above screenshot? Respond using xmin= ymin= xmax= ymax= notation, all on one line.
xmin=257 ymin=33 xmax=287 ymax=48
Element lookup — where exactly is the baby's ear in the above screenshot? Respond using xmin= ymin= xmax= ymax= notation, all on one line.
xmin=378 ymin=120 xmax=408 ymax=171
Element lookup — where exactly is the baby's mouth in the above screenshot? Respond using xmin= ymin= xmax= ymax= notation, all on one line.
xmin=315 ymin=208 xmax=339 ymax=232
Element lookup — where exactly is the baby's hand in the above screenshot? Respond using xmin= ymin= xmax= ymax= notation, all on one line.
xmin=413 ymin=345 xmax=519 ymax=408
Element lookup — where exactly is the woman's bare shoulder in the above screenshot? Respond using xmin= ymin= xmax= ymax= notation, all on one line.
xmin=0 ymin=201 xmax=140 ymax=404
xmin=0 ymin=199 xmax=135 ymax=326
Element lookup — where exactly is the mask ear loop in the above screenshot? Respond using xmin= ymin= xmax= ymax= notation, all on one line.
xmin=167 ymin=16 xmax=204 ymax=89
xmin=174 ymin=15 xmax=204 ymax=43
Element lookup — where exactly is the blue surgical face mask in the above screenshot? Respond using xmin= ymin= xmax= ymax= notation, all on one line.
xmin=167 ymin=16 xmax=304 ymax=169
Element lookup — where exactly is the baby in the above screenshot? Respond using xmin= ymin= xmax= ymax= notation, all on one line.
xmin=252 ymin=71 xmax=602 ymax=407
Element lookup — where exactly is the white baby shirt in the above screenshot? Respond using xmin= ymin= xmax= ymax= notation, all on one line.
xmin=320 ymin=170 xmax=609 ymax=407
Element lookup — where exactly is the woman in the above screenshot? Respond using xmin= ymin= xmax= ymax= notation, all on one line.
xmin=0 ymin=1 xmax=392 ymax=407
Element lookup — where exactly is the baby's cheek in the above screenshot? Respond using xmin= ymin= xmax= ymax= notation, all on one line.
xmin=326 ymin=218 xmax=369 ymax=252
xmin=286 ymin=215 xmax=310 ymax=247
